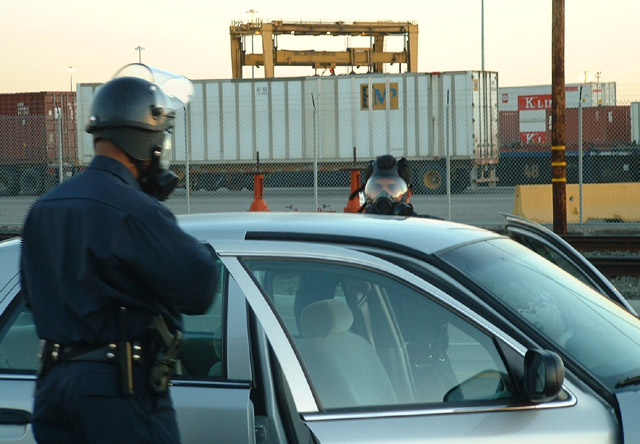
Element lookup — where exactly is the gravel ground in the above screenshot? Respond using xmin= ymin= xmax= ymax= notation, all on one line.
xmin=581 ymin=250 xmax=640 ymax=301
xmin=609 ymin=276 xmax=640 ymax=301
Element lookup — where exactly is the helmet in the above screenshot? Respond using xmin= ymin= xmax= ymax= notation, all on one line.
xmin=85 ymin=76 xmax=174 ymax=161
xmin=363 ymin=155 xmax=414 ymax=216
xmin=85 ymin=64 xmax=193 ymax=201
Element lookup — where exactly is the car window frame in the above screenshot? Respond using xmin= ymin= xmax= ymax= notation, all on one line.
xmin=214 ymin=239 xmax=577 ymax=419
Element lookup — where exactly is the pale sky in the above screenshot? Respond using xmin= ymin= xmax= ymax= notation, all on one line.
xmin=2 ymin=0 xmax=639 ymax=101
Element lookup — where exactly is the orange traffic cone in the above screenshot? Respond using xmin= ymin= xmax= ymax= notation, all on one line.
xmin=344 ymin=169 xmax=362 ymax=213
xmin=249 ymin=173 xmax=270 ymax=211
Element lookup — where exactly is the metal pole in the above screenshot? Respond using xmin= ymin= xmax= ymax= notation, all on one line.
xmin=246 ymin=9 xmax=258 ymax=79
xmin=54 ymin=95 xmax=64 ymax=184
xmin=135 ymin=46 xmax=144 ymax=63
xmin=481 ymin=0 xmax=485 ymax=72
xmin=551 ymin=0 xmax=567 ymax=234
xmin=67 ymin=66 xmax=75 ymax=92
xmin=578 ymin=85 xmax=583 ymax=224
xmin=446 ymin=89 xmax=451 ymax=221
xmin=184 ymin=106 xmax=191 ymax=214
xmin=312 ymin=93 xmax=318 ymax=211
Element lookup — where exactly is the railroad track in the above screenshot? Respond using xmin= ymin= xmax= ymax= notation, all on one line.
xmin=586 ymin=257 xmax=640 ymax=277
xmin=562 ymin=234 xmax=640 ymax=278
xmin=562 ymin=234 xmax=640 ymax=252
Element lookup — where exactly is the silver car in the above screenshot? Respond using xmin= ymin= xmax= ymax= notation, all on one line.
xmin=1 ymin=212 xmax=639 ymax=443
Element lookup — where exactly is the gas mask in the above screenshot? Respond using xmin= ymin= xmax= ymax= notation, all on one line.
xmin=363 ymin=175 xmax=413 ymax=216
xmin=138 ymin=131 xmax=178 ymax=201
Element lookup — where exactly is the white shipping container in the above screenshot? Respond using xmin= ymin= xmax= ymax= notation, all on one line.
xmin=77 ymin=71 xmax=499 ymax=193
xmin=78 ymin=72 xmax=498 ymax=164
xmin=499 ymin=82 xmax=616 ymax=112
xmin=177 ymin=72 xmax=498 ymax=165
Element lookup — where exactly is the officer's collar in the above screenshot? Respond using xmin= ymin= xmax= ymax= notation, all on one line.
xmin=89 ymin=155 xmax=143 ymax=190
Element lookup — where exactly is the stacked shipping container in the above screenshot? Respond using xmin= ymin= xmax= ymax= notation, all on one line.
xmin=0 ymin=92 xmax=77 ymax=195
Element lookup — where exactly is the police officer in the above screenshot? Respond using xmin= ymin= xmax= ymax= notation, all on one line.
xmin=357 ymin=154 xmax=417 ymax=216
xmin=20 ymin=66 xmax=218 ymax=444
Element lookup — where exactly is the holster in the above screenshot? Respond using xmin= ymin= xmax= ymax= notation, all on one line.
xmin=119 ymin=307 xmax=134 ymax=395
xmin=148 ymin=315 xmax=183 ymax=395
xmin=36 ymin=340 xmax=60 ymax=378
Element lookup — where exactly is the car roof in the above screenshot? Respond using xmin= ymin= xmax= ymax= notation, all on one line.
xmin=177 ymin=212 xmax=501 ymax=255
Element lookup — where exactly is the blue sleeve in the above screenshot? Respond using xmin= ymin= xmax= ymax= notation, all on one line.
xmin=111 ymin=208 xmax=218 ymax=316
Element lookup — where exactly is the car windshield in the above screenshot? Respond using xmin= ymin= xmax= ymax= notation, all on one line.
xmin=439 ymin=237 xmax=640 ymax=391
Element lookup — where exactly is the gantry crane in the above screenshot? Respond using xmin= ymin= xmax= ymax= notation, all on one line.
xmin=230 ymin=20 xmax=418 ymax=78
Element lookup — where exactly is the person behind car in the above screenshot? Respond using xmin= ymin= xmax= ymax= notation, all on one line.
xmin=20 ymin=65 xmax=218 ymax=444
xmin=354 ymin=155 xmax=443 ymax=220
xmin=352 ymin=154 xmax=416 ymax=216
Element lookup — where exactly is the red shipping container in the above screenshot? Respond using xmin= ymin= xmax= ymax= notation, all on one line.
xmin=0 ymin=92 xmax=77 ymax=195
xmin=499 ymin=105 xmax=631 ymax=151
xmin=0 ymin=92 xmax=77 ymax=165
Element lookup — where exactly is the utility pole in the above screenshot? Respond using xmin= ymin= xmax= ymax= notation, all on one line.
xmin=67 ymin=66 xmax=75 ymax=92
xmin=135 ymin=46 xmax=145 ymax=63
xmin=551 ymin=0 xmax=567 ymax=235
xmin=246 ymin=9 xmax=258 ymax=79
xmin=481 ymin=0 xmax=485 ymax=72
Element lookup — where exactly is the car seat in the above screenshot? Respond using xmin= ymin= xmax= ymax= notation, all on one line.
xmin=295 ymin=299 xmax=398 ymax=409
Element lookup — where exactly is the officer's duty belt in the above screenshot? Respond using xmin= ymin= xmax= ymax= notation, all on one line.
xmin=41 ymin=341 xmax=150 ymax=366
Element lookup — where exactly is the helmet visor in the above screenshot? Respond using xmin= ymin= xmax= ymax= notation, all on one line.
xmin=159 ymin=131 xmax=173 ymax=169
xmin=364 ymin=176 xmax=409 ymax=203
xmin=114 ymin=63 xmax=194 ymax=110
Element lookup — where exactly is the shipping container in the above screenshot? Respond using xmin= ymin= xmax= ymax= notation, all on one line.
xmin=499 ymin=82 xmax=617 ymax=112
xmin=0 ymin=92 xmax=77 ymax=195
xmin=497 ymin=103 xmax=640 ymax=186
xmin=77 ymin=71 xmax=499 ymax=193
xmin=499 ymin=106 xmax=632 ymax=149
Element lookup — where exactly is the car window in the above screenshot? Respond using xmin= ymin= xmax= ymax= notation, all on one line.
xmin=244 ymin=258 xmax=517 ymax=411
xmin=510 ymin=233 xmax=594 ymax=288
xmin=0 ymin=297 xmax=39 ymax=372
xmin=0 ymin=242 xmax=20 ymax=295
xmin=440 ymin=238 xmax=640 ymax=390
xmin=0 ymin=256 xmax=227 ymax=379
xmin=175 ymin=256 xmax=227 ymax=379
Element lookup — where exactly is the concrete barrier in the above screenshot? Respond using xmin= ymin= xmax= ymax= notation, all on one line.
xmin=513 ymin=183 xmax=640 ymax=223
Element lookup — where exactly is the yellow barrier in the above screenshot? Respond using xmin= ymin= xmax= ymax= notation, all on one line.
xmin=513 ymin=183 xmax=640 ymax=223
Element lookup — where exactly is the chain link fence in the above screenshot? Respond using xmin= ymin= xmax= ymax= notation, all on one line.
xmin=0 ymin=92 xmax=77 ymax=198
xmin=1 ymin=78 xmax=639 ymax=228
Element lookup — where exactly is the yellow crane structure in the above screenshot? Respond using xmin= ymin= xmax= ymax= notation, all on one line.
xmin=229 ymin=20 xmax=418 ymax=78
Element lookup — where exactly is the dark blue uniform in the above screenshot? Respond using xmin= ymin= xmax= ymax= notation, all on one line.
xmin=20 ymin=155 xmax=218 ymax=444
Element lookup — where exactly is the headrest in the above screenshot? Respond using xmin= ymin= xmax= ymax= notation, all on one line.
xmin=300 ymin=300 xmax=354 ymax=338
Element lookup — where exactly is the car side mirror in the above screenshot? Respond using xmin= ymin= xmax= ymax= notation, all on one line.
xmin=523 ymin=349 xmax=565 ymax=403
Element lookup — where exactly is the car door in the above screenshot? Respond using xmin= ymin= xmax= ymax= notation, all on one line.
xmin=0 ymin=239 xmax=34 ymax=444
xmin=217 ymin=240 xmax=618 ymax=444
xmin=502 ymin=214 xmax=634 ymax=312
xmin=0 ymin=244 xmax=256 ymax=444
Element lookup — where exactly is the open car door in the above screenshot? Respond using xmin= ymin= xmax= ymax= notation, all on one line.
xmin=502 ymin=214 xmax=635 ymax=313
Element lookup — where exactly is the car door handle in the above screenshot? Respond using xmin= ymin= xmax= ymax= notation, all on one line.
xmin=0 ymin=408 xmax=32 ymax=425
